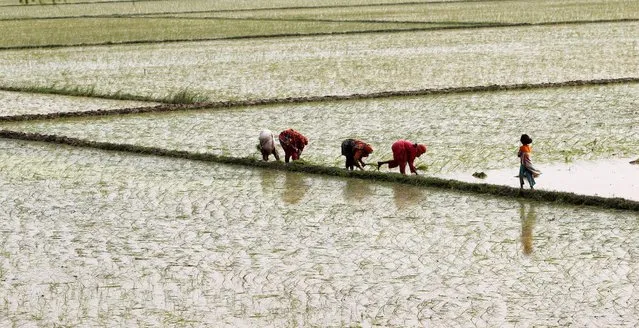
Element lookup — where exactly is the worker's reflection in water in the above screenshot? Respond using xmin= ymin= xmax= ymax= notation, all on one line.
xmin=281 ymin=172 xmax=309 ymax=205
xmin=392 ymin=184 xmax=424 ymax=210
xmin=343 ymin=179 xmax=374 ymax=202
xmin=260 ymin=169 xmax=279 ymax=195
xmin=519 ymin=201 xmax=537 ymax=255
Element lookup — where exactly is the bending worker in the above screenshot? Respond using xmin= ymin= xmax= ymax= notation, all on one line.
xmin=377 ymin=139 xmax=427 ymax=175
xmin=258 ymin=129 xmax=280 ymax=161
xmin=341 ymin=138 xmax=374 ymax=170
xmin=279 ymin=128 xmax=308 ymax=163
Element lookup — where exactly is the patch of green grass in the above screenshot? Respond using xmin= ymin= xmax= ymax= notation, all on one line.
xmin=162 ymin=88 xmax=209 ymax=104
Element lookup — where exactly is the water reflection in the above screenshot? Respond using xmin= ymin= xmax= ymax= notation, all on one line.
xmin=281 ymin=172 xmax=310 ymax=205
xmin=259 ymin=169 xmax=280 ymax=194
xmin=519 ymin=201 xmax=537 ymax=255
xmin=343 ymin=178 xmax=374 ymax=201
xmin=392 ymin=184 xmax=424 ymax=209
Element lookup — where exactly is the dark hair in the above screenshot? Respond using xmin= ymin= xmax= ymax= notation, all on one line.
xmin=520 ymin=134 xmax=533 ymax=145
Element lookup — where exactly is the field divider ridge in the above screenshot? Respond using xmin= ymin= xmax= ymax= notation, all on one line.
xmin=0 ymin=129 xmax=637 ymax=212
xmin=1 ymin=77 xmax=638 ymax=122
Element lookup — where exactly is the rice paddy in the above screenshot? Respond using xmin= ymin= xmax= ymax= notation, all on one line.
xmin=1 ymin=140 xmax=638 ymax=326
xmin=0 ymin=90 xmax=159 ymax=116
xmin=3 ymin=84 xmax=637 ymax=175
xmin=1 ymin=0 xmax=638 ymax=326
xmin=1 ymin=21 xmax=637 ymax=101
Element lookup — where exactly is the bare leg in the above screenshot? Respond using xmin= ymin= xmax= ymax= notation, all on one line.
xmin=377 ymin=160 xmax=392 ymax=170
xmin=399 ymin=162 xmax=407 ymax=175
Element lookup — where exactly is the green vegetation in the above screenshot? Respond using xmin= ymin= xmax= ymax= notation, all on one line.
xmin=4 ymin=0 xmax=637 ymax=22
xmin=0 ymin=16 xmax=437 ymax=49
xmin=162 ymin=88 xmax=209 ymax=104
xmin=1 ymin=0 xmax=637 ymax=48
xmin=200 ymin=0 xmax=639 ymax=24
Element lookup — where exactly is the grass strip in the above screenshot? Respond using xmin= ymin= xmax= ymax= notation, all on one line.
xmin=1 ymin=129 xmax=637 ymax=212
xmin=1 ymin=77 xmax=638 ymax=122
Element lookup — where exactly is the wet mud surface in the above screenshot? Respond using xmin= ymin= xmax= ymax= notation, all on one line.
xmin=0 ymin=140 xmax=638 ymax=326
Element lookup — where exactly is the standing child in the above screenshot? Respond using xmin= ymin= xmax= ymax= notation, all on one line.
xmin=518 ymin=134 xmax=541 ymax=189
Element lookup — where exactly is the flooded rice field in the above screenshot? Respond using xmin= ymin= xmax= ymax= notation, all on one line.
xmin=4 ymin=84 xmax=637 ymax=176
xmin=205 ymin=0 xmax=638 ymax=23
xmin=2 ymin=1 xmax=637 ymax=325
xmin=1 ymin=21 xmax=637 ymax=101
xmin=0 ymin=0 xmax=428 ymax=20
xmin=0 ymin=90 xmax=158 ymax=117
xmin=1 ymin=139 xmax=638 ymax=327
xmin=0 ymin=17 xmax=434 ymax=49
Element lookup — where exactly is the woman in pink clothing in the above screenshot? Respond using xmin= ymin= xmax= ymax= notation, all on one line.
xmin=377 ymin=140 xmax=427 ymax=175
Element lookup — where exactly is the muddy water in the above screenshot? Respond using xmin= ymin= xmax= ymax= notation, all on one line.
xmin=0 ymin=140 xmax=638 ymax=326
xmin=0 ymin=90 xmax=159 ymax=116
xmin=0 ymin=22 xmax=637 ymax=101
xmin=4 ymin=84 xmax=637 ymax=175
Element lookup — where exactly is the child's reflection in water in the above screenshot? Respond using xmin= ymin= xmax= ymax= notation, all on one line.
xmin=520 ymin=202 xmax=537 ymax=255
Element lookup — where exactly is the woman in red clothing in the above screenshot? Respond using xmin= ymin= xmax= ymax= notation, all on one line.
xmin=377 ymin=139 xmax=427 ymax=175
xmin=341 ymin=138 xmax=374 ymax=171
xmin=278 ymin=129 xmax=308 ymax=163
